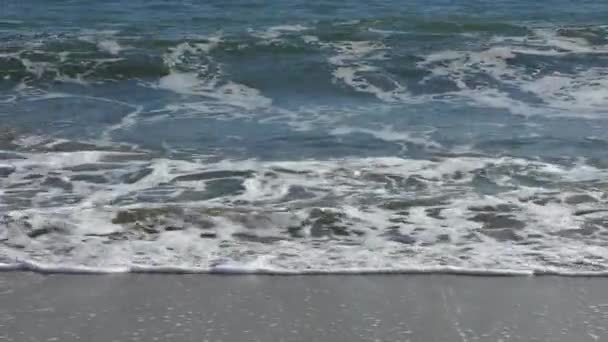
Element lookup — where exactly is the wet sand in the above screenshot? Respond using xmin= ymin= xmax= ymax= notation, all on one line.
xmin=1 ymin=273 xmax=607 ymax=341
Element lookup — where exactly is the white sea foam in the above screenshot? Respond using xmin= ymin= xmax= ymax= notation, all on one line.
xmin=301 ymin=35 xmax=320 ymax=44
xmin=269 ymin=24 xmax=309 ymax=32
xmin=157 ymin=72 xmax=272 ymax=110
xmin=2 ymin=147 xmax=608 ymax=275
xmin=20 ymin=58 xmax=51 ymax=79
xmin=330 ymin=126 xmax=441 ymax=148
xmin=75 ymin=29 xmax=127 ymax=55
xmin=97 ymin=40 xmax=123 ymax=55
xmin=158 ymin=72 xmax=203 ymax=94
xmin=154 ymin=37 xmax=272 ymax=111
xmin=417 ymin=28 xmax=608 ymax=117
xmin=305 ymin=26 xmax=608 ymax=116
xmin=501 ymin=28 xmax=608 ymax=55
xmin=250 ymin=24 xmax=309 ymax=41
xmin=325 ymin=40 xmax=414 ymax=102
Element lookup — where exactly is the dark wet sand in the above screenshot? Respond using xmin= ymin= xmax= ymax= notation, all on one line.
xmin=1 ymin=273 xmax=607 ymax=341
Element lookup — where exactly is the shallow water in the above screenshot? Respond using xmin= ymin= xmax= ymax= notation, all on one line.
xmin=1 ymin=1 xmax=608 ymax=274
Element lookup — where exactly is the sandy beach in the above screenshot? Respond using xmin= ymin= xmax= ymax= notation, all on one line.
xmin=1 ymin=273 xmax=607 ymax=341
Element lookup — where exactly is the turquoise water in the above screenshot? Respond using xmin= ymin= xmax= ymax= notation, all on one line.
xmin=1 ymin=1 xmax=608 ymax=274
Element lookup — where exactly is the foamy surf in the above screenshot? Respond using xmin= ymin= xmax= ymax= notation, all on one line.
xmin=2 ymin=5 xmax=608 ymax=277
xmin=2 ymin=136 xmax=608 ymax=276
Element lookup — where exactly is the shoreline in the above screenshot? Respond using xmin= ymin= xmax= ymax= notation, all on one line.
xmin=2 ymin=261 xmax=608 ymax=277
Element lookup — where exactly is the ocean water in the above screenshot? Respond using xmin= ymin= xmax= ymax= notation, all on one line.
xmin=1 ymin=0 xmax=608 ymax=275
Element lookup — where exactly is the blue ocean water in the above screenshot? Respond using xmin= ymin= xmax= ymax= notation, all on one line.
xmin=1 ymin=1 xmax=608 ymax=274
